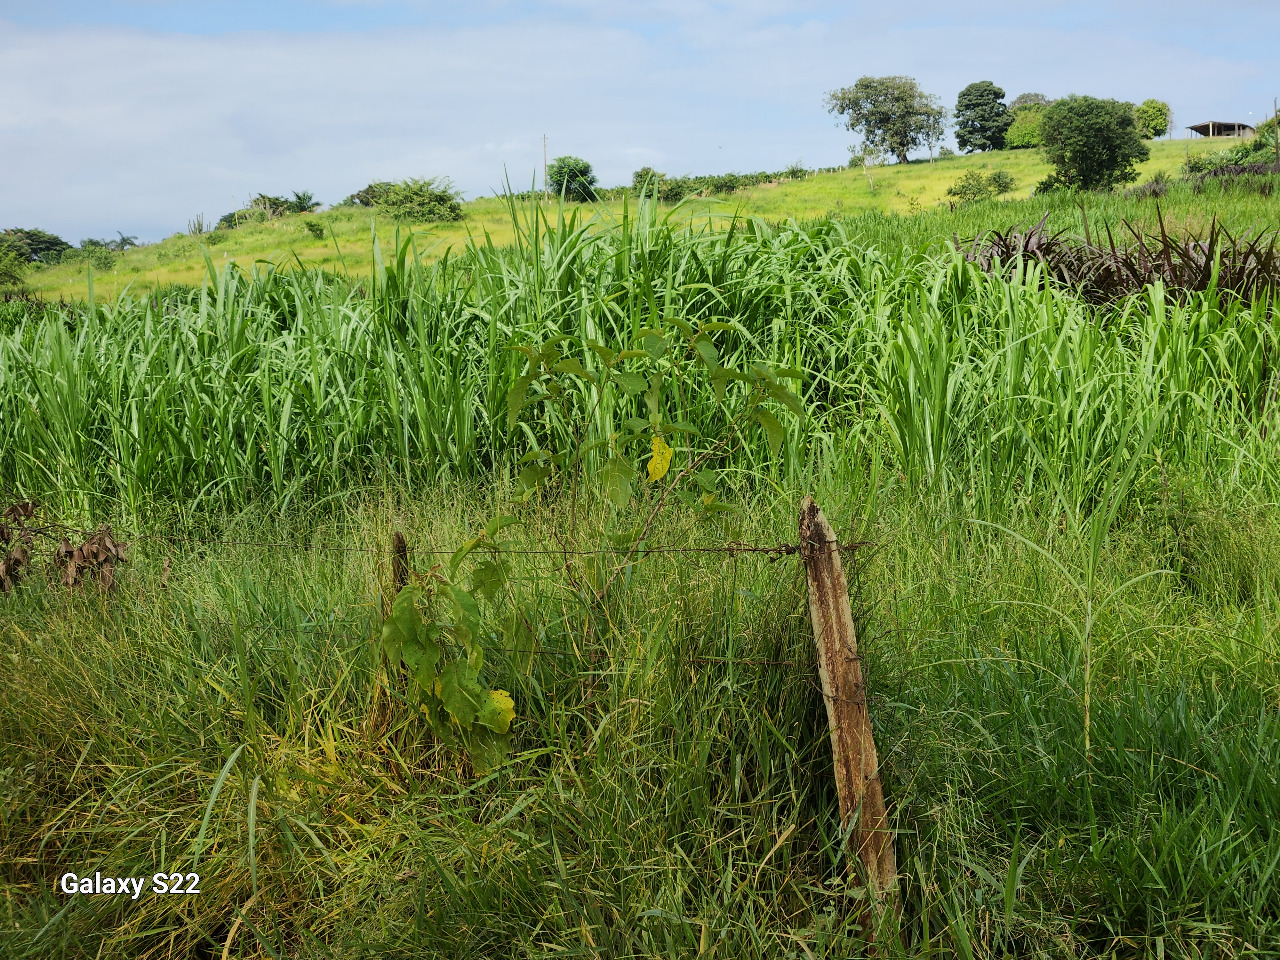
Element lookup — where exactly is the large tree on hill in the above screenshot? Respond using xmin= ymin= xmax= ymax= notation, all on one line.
xmin=1 ymin=227 xmax=72 ymax=264
xmin=1134 ymin=99 xmax=1172 ymax=139
xmin=1039 ymin=95 xmax=1150 ymax=191
xmin=954 ymin=81 xmax=1012 ymax=153
xmin=826 ymin=76 xmax=946 ymax=164
xmin=547 ymin=156 xmax=598 ymax=202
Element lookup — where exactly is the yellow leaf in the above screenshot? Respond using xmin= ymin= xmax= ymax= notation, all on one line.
xmin=477 ymin=689 xmax=516 ymax=734
xmin=647 ymin=435 xmax=673 ymax=483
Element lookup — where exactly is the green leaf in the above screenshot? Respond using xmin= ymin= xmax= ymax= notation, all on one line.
xmin=643 ymin=333 xmax=667 ymax=359
xmin=665 ymin=316 xmax=695 ymax=337
xmin=420 ymin=697 xmax=457 ymax=744
xmin=380 ymin=584 xmax=424 ymax=666
xmin=437 ymin=660 xmax=486 ymax=730
xmin=644 ymin=379 xmax=663 ymax=418
xmin=483 ymin=514 xmax=520 ymax=539
xmin=449 ymin=585 xmax=484 ymax=667
xmin=614 ymin=370 xmax=648 ymax=394
xmin=601 ymin=457 xmax=635 ymax=509
xmin=506 ymin=374 xmax=535 ymax=430
xmin=412 ymin=625 xmax=444 ymax=691
xmin=693 ymin=338 xmax=719 ymax=369
xmin=552 ymin=357 xmax=593 ymax=381
xmin=476 ymin=689 xmax=515 ymax=734
xmin=449 ymin=537 xmax=481 ymax=578
xmin=765 ymin=381 xmax=805 ymax=417
xmin=587 ymin=341 xmax=616 ymax=364
xmin=471 ymin=557 xmax=509 ymax=602
xmin=517 ymin=462 xmax=551 ymax=495
xmin=755 ymin=408 xmax=785 ymax=456
xmin=466 ymin=728 xmax=511 ymax=775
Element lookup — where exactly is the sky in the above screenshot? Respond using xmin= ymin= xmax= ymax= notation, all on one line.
xmin=2 ymin=1 xmax=1277 ymax=242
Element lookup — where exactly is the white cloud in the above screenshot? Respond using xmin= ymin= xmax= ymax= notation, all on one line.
xmin=0 ymin=4 xmax=1275 ymax=239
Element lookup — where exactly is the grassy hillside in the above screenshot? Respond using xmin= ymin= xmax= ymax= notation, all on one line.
xmin=19 ymin=138 xmax=1245 ymax=302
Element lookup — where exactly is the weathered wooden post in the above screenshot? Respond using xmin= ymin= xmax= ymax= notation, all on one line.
xmin=369 ymin=530 xmax=409 ymax=738
xmin=799 ymin=496 xmax=896 ymax=902
xmin=391 ymin=530 xmax=409 ymax=593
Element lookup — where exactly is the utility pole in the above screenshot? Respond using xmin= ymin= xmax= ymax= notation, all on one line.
xmin=543 ymin=135 xmax=548 ymax=199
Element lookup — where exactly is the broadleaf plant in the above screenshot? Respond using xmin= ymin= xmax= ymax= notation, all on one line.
xmin=380 ymin=570 xmax=516 ymax=775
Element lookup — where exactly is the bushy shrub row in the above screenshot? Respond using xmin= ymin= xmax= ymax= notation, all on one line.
xmin=628 ymin=162 xmax=813 ymax=203
xmin=339 ymin=178 xmax=463 ymax=222
xmin=217 ymin=191 xmax=320 ymax=230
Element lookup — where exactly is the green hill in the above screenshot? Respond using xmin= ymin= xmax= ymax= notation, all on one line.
xmin=17 ymin=138 xmax=1252 ymax=301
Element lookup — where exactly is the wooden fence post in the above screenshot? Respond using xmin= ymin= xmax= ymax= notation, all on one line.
xmin=392 ymin=531 xmax=408 ymax=593
xmin=799 ymin=496 xmax=896 ymax=902
xmin=369 ymin=530 xmax=409 ymax=739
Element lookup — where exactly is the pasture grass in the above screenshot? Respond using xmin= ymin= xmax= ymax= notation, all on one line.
xmin=2 ymin=475 xmax=1279 ymax=958
xmin=19 ymin=138 xmax=1242 ymax=303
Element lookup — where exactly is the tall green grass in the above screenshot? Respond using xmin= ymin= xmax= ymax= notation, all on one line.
xmin=3 ymin=195 xmax=1277 ymax=517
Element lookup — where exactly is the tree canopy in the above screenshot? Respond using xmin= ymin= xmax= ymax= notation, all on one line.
xmin=1010 ymin=92 xmax=1051 ymax=110
xmin=0 ymin=228 xmax=72 ymax=264
xmin=1039 ymin=95 xmax=1150 ymax=191
xmin=547 ymin=156 xmax=598 ymax=202
xmin=341 ymin=178 xmax=463 ymax=222
xmin=1134 ymin=99 xmax=1172 ymax=139
xmin=954 ymin=81 xmax=1011 ymax=153
xmin=825 ymin=76 xmax=946 ymax=164
xmin=1006 ymin=104 xmax=1049 ymax=149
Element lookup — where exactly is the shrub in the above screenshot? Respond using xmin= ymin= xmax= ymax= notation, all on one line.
xmin=61 ymin=239 xmax=118 ymax=270
xmin=302 ymin=218 xmax=327 ymax=240
xmin=287 ymin=191 xmax=319 ymax=214
xmin=343 ymin=178 xmax=464 ymax=222
xmin=946 ymin=169 xmax=1017 ymax=205
xmin=938 ymin=146 xmax=956 ymax=159
xmin=0 ymin=249 xmax=25 ymax=288
xmin=1185 ymin=124 xmax=1279 ymax=175
xmin=962 ymin=216 xmax=1280 ymax=304
xmin=216 ymin=191 xmax=323 ymax=230
xmin=1038 ymin=95 xmax=1150 ymax=191
xmin=1006 ymin=104 xmax=1047 ymax=149
xmin=547 ymin=156 xmax=598 ymax=203
xmin=1126 ymin=170 xmax=1170 ymax=199
xmin=632 ymin=166 xmax=664 ymax=191
xmin=988 ymin=170 xmax=1017 ymax=194
xmin=947 ymin=170 xmax=994 ymax=204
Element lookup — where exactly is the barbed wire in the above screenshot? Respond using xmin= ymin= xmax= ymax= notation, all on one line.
xmin=130 ymin=534 xmax=840 ymax=559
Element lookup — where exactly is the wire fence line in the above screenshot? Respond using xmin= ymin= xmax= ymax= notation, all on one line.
xmin=129 ymin=534 xmax=848 ymax=560
xmin=4 ymin=505 xmax=841 ymax=676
